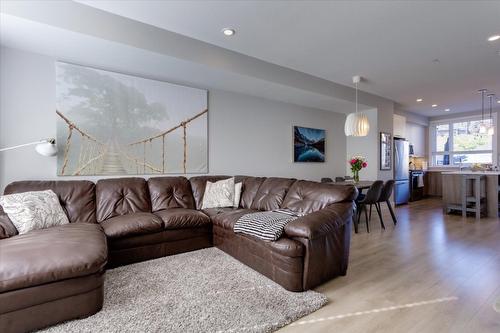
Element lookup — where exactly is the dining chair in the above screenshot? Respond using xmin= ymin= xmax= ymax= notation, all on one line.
xmin=335 ymin=177 xmax=345 ymax=182
xmin=320 ymin=178 xmax=333 ymax=183
xmin=355 ymin=180 xmax=384 ymax=233
xmin=376 ymin=180 xmax=397 ymax=226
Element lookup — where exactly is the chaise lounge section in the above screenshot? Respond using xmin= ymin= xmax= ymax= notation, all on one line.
xmin=0 ymin=175 xmax=356 ymax=333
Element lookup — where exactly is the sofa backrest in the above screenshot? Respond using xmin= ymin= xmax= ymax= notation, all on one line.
xmin=3 ymin=180 xmax=97 ymax=224
xmin=1 ymin=176 xmax=358 ymax=234
xmin=0 ymin=206 xmax=18 ymax=238
xmin=250 ymin=177 xmax=296 ymax=211
xmin=148 ymin=176 xmax=195 ymax=212
xmin=238 ymin=176 xmax=266 ymax=209
xmin=96 ymin=178 xmax=151 ymax=222
xmin=281 ymin=180 xmax=358 ymax=214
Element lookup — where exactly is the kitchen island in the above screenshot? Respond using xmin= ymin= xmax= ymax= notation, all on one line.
xmin=442 ymin=171 xmax=499 ymax=218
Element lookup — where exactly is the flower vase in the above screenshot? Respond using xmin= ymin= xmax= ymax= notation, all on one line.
xmin=353 ymin=170 xmax=359 ymax=183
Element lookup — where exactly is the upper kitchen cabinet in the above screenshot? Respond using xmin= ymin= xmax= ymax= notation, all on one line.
xmin=393 ymin=114 xmax=406 ymax=139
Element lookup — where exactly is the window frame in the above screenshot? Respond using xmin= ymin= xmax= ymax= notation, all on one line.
xmin=428 ymin=114 xmax=497 ymax=167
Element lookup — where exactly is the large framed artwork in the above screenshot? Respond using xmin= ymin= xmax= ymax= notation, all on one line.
xmin=380 ymin=132 xmax=392 ymax=170
xmin=56 ymin=62 xmax=208 ymax=176
xmin=293 ymin=126 xmax=325 ymax=162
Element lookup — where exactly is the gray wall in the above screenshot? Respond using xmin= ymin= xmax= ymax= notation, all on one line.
xmin=345 ymin=109 xmax=378 ymax=180
xmin=0 ymin=46 xmax=347 ymax=190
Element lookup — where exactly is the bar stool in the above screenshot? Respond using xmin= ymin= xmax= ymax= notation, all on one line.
xmin=455 ymin=174 xmax=486 ymax=218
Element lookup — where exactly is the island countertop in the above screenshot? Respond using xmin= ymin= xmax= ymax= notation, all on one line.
xmin=441 ymin=171 xmax=500 ymax=175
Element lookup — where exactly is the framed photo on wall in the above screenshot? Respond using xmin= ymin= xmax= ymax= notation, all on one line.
xmin=293 ymin=126 xmax=325 ymax=162
xmin=55 ymin=62 xmax=208 ymax=176
xmin=380 ymin=132 xmax=392 ymax=170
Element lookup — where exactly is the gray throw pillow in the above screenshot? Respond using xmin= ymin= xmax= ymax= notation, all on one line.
xmin=0 ymin=190 xmax=70 ymax=235
xmin=201 ymin=178 xmax=235 ymax=209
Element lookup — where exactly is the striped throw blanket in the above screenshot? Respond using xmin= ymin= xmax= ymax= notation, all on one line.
xmin=234 ymin=209 xmax=305 ymax=241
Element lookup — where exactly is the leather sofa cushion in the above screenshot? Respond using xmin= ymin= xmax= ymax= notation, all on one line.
xmin=4 ymin=180 xmax=96 ymax=224
xmin=250 ymin=177 xmax=296 ymax=211
xmin=155 ymin=208 xmax=211 ymax=229
xmin=148 ymin=177 xmax=195 ymax=211
xmin=100 ymin=212 xmax=163 ymax=239
xmin=202 ymin=207 xmax=238 ymax=217
xmin=96 ymin=178 xmax=151 ymax=222
xmin=238 ymin=176 xmax=266 ymax=209
xmin=211 ymin=209 xmax=258 ymax=230
xmin=0 ymin=223 xmax=107 ymax=293
xmin=282 ymin=180 xmax=358 ymax=214
xmin=189 ymin=176 xmax=231 ymax=209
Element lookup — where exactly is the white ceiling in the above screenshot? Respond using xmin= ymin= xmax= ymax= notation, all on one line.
xmin=0 ymin=13 xmax=367 ymax=115
xmin=77 ymin=0 xmax=500 ymax=117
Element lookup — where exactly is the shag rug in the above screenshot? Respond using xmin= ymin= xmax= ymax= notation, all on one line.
xmin=41 ymin=248 xmax=327 ymax=333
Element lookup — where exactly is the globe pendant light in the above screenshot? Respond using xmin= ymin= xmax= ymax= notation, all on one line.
xmin=344 ymin=75 xmax=370 ymax=136
xmin=487 ymin=93 xmax=495 ymax=136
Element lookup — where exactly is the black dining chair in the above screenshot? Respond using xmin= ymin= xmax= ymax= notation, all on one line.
xmin=335 ymin=177 xmax=345 ymax=182
xmin=376 ymin=180 xmax=397 ymax=226
xmin=355 ymin=180 xmax=384 ymax=233
xmin=320 ymin=178 xmax=333 ymax=183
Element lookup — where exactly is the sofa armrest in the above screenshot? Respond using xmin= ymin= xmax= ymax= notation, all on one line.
xmin=284 ymin=201 xmax=355 ymax=240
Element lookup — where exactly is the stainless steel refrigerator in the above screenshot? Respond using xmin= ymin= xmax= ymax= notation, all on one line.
xmin=394 ymin=138 xmax=410 ymax=205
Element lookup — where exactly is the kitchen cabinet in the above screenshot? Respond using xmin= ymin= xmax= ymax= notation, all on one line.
xmin=424 ymin=171 xmax=442 ymax=196
xmin=393 ymin=114 xmax=407 ymax=138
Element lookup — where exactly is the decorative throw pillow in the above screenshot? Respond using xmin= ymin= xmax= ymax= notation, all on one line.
xmin=201 ymin=178 xmax=235 ymax=209
xmin=0 ymin=190 xmax=69 ymax=235
xmin=233 ymin=182 xmax=242 ymax=208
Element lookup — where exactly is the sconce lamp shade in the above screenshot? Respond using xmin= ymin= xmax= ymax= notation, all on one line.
xmin=344 ymin=112 xmax=370 ymax=136
xmin=35 ymin=141 xmax=58 ymax=156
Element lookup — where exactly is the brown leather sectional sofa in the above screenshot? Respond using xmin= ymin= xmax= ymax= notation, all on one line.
xmin=0 ymin=175 xmax=356 ymax=333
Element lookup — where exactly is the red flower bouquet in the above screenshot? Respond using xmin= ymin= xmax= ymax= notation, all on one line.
xmin=348 ymin=156 xmax=367 ymax=182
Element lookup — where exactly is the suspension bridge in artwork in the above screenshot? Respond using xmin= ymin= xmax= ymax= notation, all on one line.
xmin=56 ymin=109 xmax=208 ymax=175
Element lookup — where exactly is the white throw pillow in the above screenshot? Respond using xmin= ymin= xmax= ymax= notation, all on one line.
xmin=201 ymin=178 xmax=235 ymax=209
xmin=0 ymin=190 xmax=70 ymax=235
xmin=233 ymin=182 xmax=242 ymax=208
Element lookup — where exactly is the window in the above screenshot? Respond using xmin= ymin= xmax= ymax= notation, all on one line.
xmin=429 ymin=115 xmax=496 ymax=167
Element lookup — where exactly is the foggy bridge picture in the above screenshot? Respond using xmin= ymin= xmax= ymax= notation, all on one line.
xmin=56 ymin=62 xmax=208 ymax=176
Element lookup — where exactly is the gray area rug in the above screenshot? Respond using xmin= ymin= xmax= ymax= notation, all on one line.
xmin=41 ymin=248 xmax=327 ymax=333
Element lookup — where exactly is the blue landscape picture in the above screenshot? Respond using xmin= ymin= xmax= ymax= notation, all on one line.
xmin=294 ymin=126 xmax=325 ymax=162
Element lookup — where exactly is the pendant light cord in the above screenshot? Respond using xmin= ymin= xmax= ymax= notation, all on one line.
xmin=481 ymin=90 xmax=485 ymax=122
xmin=489 ymin=94 xmax=494 ymax=120
xmin=355 ymin=81 xmax=358 ymax=114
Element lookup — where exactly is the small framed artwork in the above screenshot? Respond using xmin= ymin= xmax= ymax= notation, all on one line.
xmin=380 ymin=132 xmax=392 ymax=170
xmin=293 ymin=126 xmax=325 ymax=162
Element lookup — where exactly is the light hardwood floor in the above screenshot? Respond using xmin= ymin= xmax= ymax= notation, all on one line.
xmin=280 ymin=198 xmax=500 ymax=333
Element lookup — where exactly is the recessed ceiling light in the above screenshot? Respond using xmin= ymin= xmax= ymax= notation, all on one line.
xmin=431 ymin=104 xmax=438 ymax=108
xmin=445 ymin=108 xmax=450 ymax=112
xmin=416 ymin=98 xmax=423 ymax=102
xmin=497 ymin=100 xmax=500 ymax=104
xmin=488 ymin=35 xmax=500 ymax=42
xmin=222 ymin=28 xmax=235 ymax=36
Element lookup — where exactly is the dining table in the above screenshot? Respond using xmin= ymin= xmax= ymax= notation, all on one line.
xmin=332 ymin=180 xmax=374 ymax=192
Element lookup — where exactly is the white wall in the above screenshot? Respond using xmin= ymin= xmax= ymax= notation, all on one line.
xmin=0 ymin=46 xmax=347 ymax=190
xmin=345 ymin=109 xmax=378 ymax=180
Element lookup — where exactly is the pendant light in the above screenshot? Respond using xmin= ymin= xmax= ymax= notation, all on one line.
xmin=344 ymin=75 xmax=370 ymax=136
xmin=487 ymin=93 xmax=495 ymax=136
xmin=478 ymin=89 xmax=488 ymax=134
